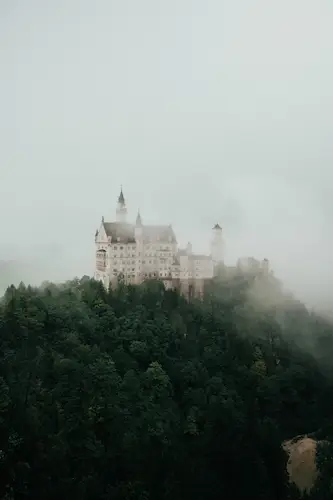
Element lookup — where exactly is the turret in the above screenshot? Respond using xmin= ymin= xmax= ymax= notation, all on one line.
xmin=136 ymin=210 xmax=142 ymax=226
xmin=211 ymin=223 xmax=223 ymax=264
xmin=95 ymin=216 xmax=107 ymax=243
xmin=186 ymin=242 xmax=192 ymax=255
xmin=135 ymin=209 xmax=143 ymax=240
xmin=261 ymin=258 xmax=269 ymax=275
xmin=116 ymin=187 xmax=127 ymax=223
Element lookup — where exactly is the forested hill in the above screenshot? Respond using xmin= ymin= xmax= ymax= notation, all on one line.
xmin=1 ymin=274 xmax=333 ymax=499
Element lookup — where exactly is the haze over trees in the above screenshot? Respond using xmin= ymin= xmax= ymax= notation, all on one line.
xmin=1 ymin=270 xmax=333 ymax=499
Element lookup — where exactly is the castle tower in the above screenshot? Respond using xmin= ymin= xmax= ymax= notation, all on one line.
xmin=116 ymin=187 xmax=127 ymax=223
xmin=135 ymin=210 xmax=143 ymax=238
xmin=135 ymin=210 xmax=144 ymax=284
xmin=261 ymin=258 xmax=269 ymax=275
xmin=211 ymin=223 xmax=224 ymax=264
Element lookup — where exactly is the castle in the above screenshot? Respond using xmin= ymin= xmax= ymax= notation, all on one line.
xmin=94 ymin=188 xmax=224 ymax=298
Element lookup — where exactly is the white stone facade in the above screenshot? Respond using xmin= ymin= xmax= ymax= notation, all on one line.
xmin=94 ymin=189 xmax=224 ymax=296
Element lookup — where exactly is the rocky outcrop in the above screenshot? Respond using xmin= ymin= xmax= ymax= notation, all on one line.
xmin=283 ymin=436 xmax=319 ymax=494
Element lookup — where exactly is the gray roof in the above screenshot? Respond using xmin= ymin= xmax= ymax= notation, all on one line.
xmin=103 ymin=222 xmax=176 ymax=244
xmin=103 ymin=222 xmax=136 ymax=243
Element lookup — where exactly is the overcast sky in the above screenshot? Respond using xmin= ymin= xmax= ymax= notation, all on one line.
xmin=0 ymin=0 xmax=332 ymax=307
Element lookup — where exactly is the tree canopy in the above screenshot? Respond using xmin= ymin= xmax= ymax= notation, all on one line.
xmin=1 ymin=272 xmax=333 ymax=499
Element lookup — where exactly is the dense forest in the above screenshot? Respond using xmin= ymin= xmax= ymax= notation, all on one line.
xmin=1 ymin=269 xmax=333 ymax=499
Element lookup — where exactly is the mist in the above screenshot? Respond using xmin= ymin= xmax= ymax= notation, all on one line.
xmin=0 ymin=0 xmax=332 ymax=309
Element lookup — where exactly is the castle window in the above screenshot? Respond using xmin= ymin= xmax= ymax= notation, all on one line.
xmin=96 ymin=249 xmax=107 ymax=271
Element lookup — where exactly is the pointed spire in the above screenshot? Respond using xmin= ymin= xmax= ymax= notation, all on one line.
xmin=213 ymin=223 xmax=222 ymax=230
xmin=101 ymin=216 xmax=104 ymax=223
xmin=136 ymin=209 xmax=142 ymax=226
xmin=116 ymin=186 xmax=127 ymax=223
xmin=118 ymin=186 xmax=125 ymax=205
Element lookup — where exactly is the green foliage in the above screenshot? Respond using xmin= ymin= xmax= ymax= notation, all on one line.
xmin=0 ymin=274 xmax=333 ymax=499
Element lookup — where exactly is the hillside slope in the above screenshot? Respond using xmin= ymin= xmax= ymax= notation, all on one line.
xmin=1 ymin=275 xmax=333 ymax=499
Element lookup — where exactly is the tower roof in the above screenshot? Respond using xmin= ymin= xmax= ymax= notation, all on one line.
xmin=213 ymin=223 xmax=222 ymax=230
xmin=118 ymin=187 xmax=125 ymax=205
xmin=136 ymin=210 xmax=142 ymax=226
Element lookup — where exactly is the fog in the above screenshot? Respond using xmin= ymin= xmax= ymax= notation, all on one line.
xmin=0 ymin=0 xmax=332 ymax=309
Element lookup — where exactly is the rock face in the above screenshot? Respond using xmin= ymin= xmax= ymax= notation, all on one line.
xmin=283 ymin=436 xmax=319 ymax=494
